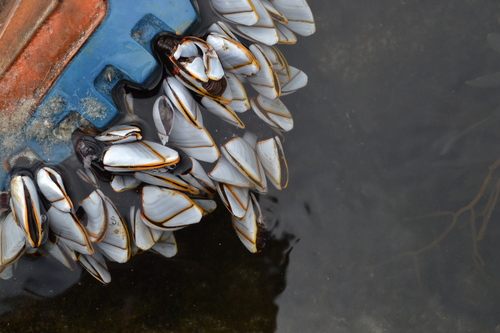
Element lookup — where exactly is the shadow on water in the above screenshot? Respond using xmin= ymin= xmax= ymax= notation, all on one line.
xmin=0 ymin=206 xmax=294 ymax=332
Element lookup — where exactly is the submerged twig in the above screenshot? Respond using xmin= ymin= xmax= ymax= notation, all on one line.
xmin=370 ymin=158 xmax=500 ymax=285
xmin=396 ymin=158 xmax=500 ymax=262
xmin=477 ymin=178 xmax=500 ymax=240
xmin=469 ymin=210 xmax=486 ymax=267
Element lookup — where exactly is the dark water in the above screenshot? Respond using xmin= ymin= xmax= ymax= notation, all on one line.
xmin=3 ymin=0 xmax=500 ymax=332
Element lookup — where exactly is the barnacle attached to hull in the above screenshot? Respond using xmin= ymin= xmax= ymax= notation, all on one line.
xmin=0 ymin=0 xmax=316 ymax=283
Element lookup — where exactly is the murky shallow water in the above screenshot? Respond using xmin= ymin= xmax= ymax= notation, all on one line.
xmin=3 ymin=0 xmax=500 ymax=332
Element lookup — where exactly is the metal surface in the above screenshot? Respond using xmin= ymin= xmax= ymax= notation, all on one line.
xmin=0 ymin=0 xmax=59 ymax=76
xmin=0 ymin=0 xmax=199 ymax=189
xmin=0 ymin=0 xmax=107 ymax=134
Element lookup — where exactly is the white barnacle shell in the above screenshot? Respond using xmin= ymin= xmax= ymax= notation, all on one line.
xmin=203 ymin=42 xmax=226 ymax=81
xmin=216 ymin=182 xmax=250 ymax=219
xmin=0 ymin=264 xmax=14 ymax=280
xmin=191 ymin=199 xmax=217 ymax=216
xmin=279 ymin=66 xmax=308 ymax=96
xmin=0 ymin=212 xmax=26 ymax=267
xmin=10 ymin=174 xmax=45 ymax=248
xmin=152 ymin=95 xmax=175 ymax=145
xmin=110 ymin=175 xmax=142 ymax=192
xmin=200 ymin=96 xmax=245 ymax=128
xmin=207 ymin=21 xmax=240 ymax=41
xmin=174 ymin=37 xmax=224 ymax=82
xmin=232 ymin=0 xmax=279 ymax=45
xmin=256 ymin=136 xmax=289 ymax=190
xmin=261 ymin=0 xmax=287 ymax=24
xmin=210 ymin=0 xmax=315 ymax=45
xmin=270 ymin=0 xmax=316 ymax=36
xmin=179 ymin=157 xmax=217 ymax=195
xmin=168 ymin=108 xmax=220 ymax=163
xmin=141 ymin=186 xmax=203 ymax=231
xmin=95 ymin=194 xmax=131 ymax=263
xmin=209 ymin=156 xmax=254 ymax=188
xmin=205 ymin=32 xmax=260 ymax=76
xmin=162 ymin=77 xmax=203 ymax=128
xmin=78 ymin=249 xmax=111 ymax=284
xmin=247 ymin=44 xmax=281 ymax=100
xmin=242 ymin=131 xmax=258 ymax=148
xmin=77 ymin=168 xmax=99 ymax=188
xmin=231 ymin=193 xmax=265 ymax=253
xmin=225 ymin=72 xmax=250 ymax=113
xmin=150 ymin=231 xmax=178 ymax=258
xmin=41 ymin=240 xmax=77 ymax=271
xmin=134 ymin=170 xmax=200 ymax=195
xmin=80 ymin=190 xmax=108 ymax=243
xmin=274 ymin=22 xmax=297 ymax=44
xmin=210 ymin=0 xmax=259 ymax=26
xmin=221 ymin=136 xmax=267 ymax=191
xmin=259 ymin=44 xmax=290 ymax=79
xmin=46 ymin=207 xmax=94 ymax=255
xmin=36 ymin=166 xmax=73 ymax=213
xmin=250 ymin=94 xmax=293 ymax=131
xmin=102 ymin=140 xmax=180 ymax=172
xmin=95 ymin=124 xmax=142 ymax=144
xmin=130 ymin=206 xmax=162 ymax=251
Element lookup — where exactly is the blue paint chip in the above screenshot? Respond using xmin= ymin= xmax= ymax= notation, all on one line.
xmin=0 ymin=0 xmax=199 ymax=190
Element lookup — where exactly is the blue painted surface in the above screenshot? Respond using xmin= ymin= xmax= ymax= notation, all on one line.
xmin=0 ymin=0 xmax=198 ymax=189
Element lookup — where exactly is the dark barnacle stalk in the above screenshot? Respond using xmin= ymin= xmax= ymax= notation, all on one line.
xmin=153 ymin=33 xmax=228 ymax=101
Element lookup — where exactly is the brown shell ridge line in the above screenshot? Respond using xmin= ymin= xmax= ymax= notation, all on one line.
xmin=141 ymin=141 xmax=179 ymax=164
xmin=233 ymin=223 xmax=254 ymax=244
xmin=226 ymin=153 xmax=264 ymax=190
xmin=161 ymin=203 xmax=196 ymax=225
xmin=149 ymin=175 xmax=191 ymax=191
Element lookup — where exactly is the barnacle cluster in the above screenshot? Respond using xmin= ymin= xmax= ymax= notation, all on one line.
xmin=0 ymin=0 xmax=315 ymax=283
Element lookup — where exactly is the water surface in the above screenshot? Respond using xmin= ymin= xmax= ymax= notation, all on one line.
xmin=3 ymin=0 xmax=500 ymax=332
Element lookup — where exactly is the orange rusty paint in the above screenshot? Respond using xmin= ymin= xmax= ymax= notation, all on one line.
xmin=0 ymin=0 xmax=108 ymax=134
xmin=0 ymin=0 xmax=59 ymax=76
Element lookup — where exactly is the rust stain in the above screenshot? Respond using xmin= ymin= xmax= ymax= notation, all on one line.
xmin=0 ymin=0 xmax=108 ymax=134
xmin=0 ymin=0 xmax=59 ymax=76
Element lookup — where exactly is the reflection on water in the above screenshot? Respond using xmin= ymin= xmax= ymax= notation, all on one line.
xmin=275 ymin=1 xmax=500 ymax=332
xmin=0 ymin=209 xmax=293 ymax=331
xmin=0 ymin=257 xmax=81 ymax=315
